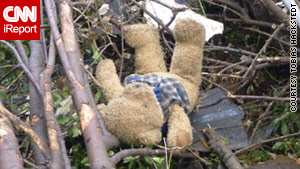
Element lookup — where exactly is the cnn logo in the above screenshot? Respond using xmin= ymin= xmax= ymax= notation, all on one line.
xmin=0 ymin=0 xmax=40 ymax=40
xmin=3 ymin=6 xmax=37 ymax=22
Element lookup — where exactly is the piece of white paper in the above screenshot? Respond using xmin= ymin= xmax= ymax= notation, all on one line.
xmin=144 ymin=0 xmax=224 ymax=41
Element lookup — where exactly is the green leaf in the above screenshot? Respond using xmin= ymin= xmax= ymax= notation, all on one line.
xmin=71 ymin=126 xmax=82 ymax=138
xmin=62 ymin=86 xmax=70 ymax=98
xmin=0 ymin=90 xmax=8 ymax=103
xmin=58 ymin=116 xmax=71 ymax=125
xmin=80 ymin=157 xmax=89 ymax=165
xmin=94 ymin=90 xmax=102 ymax=103
xmin=108 ymin=150 xmax=115 ymax=157
xmin=152 ymin=157 xmax=164 ymax=165
xmin=92 ymin=43 xmax=100 ymax=60
xmin=281 ymin=122 xmax=289 ymax=135
xmin=124 ymin=156 xmax=137 ymax=163
xmin=143 ymin=156 xmax=152 ymax=165
xmin=52 ymin=92 xmax=62 ymax=104
xmin=128 ymin=160 xmax=135 ymax=169
xmin=138 ymin=161 xmax=145 ymax=169
xmin=272 ymin=142 xmax=283 ymax=150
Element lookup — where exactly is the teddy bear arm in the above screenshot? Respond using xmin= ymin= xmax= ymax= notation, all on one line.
xmin=167 ymin=104 xmax=193 ymax=148
xmin=170 ymin=19 xmax=205 ymax=87
xmin=96 ymin=59 xmax=124 ymax=101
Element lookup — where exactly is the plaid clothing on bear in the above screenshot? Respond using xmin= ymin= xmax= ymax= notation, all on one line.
xmin=124 ymin=74 xmax=190 ymax=114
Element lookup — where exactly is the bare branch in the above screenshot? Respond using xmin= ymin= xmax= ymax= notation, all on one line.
xmin=235 ymin=131 xmax=300 ymax=155
xmin=0 ymin=40 xmax=43 ymax=97
xmin=45 ymin=0 xmax=113 ymax=168
xmin=259 ymin=0 xmax=290 ymax=27
xmin=0 ymin=114 xmax=24 ymax=169
xmin=250 ymin=84 xmax=290 ymax=143
xmin=110 ymin=148 xmax=196 ymax=166
xmin=29 ymin=39 xmax=49 ymax=167
xmin=13 ymin=40 xmax=29 ymax=66
xmin=0 ymin=100 xmax=51 ymax=161
xmin=132 ymin=0 xmax=173 ymax=36
xmin=242 ymin=23 xmax=285 ymax=79
xmin=204 ymin=128 xmax=244 ymax=169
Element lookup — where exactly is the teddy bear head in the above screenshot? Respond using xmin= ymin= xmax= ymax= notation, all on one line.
xmin=98 ymin=81 xmax=164 ymax=145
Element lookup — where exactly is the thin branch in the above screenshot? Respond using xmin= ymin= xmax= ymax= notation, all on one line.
xmin=132 ymin=0 xmax=173 ymax=36
xmin=242 ymin=24 xmax=285 ymax=79
xmin=203 ymin=57 xmax=245 ymax=71
xmin=204 ymin=46 xmax=268 ymax=58
xmin=110 ymin=148 xmax=196 ymax=166
xmin=227 ymin=94 xmax=297 ymax=102
xmin=250 ymin=84 xmax=290 ymax=143
xmin=241 ymin=27 xmax=299 ymax=50
xmin=235 ymin=131 xmax=300 ymax=155
xmin=13 ymin=40 xmax=29 ymax=66
xmin=0 ymin=40 xmax=44 ymax=97
xmin=47 ymin=35 xmax=72 ymax=169
xmin=73 ymin=0 xmax=94 ymax=23
xmin=41 ymin=37 xmax=65 ymax=169
xmin=235 ymin=23 xmax=285 ymax=93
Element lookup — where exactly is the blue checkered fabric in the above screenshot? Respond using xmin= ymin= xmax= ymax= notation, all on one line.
xmin=124 ymin=74 xmax=190 ymax=114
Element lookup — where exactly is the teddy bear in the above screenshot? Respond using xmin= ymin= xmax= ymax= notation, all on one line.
xmin=96 ymin=18 xmax=205 ymax=148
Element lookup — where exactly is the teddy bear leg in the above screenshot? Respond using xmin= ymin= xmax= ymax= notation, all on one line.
xmin=169 ymin=19 xmax=205 ymax=87
xmin=167 ymin=104 xmax=193 ymax=148
xmin=123 ymin=24 xmax=167 ymax=74
xmin=96 ymin=59 xmax=124 ymax=101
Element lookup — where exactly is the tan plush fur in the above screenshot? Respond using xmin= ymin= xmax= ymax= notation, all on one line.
xmin=96 ymin=59 xmax=124 ymax=101
xmin=96 ymin=19 xmax=205 ymax=147
xmin=167 ymin=104 xmax=193 ymax=147
xmin=97 ymin=82 xmax=164 ymax=145
xmin=170 ymin=19 xmax=205 ymax=87
xmin=123 ymin=24 xmax=167 ymax=74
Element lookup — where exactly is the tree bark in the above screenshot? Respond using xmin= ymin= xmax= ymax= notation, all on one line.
xmin=0 ymin=114 xmax=24 ymax=169
xmin=259 ymin=0 xmax=290 ymax=27
xmin=45 ymin=0 xmax=113 ymax=168
xmin=204 ymin=128 xmax=244 ymax=169
xmin=29 ymin=40 xmax=49 ymax=168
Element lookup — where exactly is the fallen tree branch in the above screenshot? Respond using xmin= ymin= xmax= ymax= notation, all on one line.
xmin=29 ymin=39 xmax=49 ymax=167
xmin=41 ymin=39 xmax=65 ymax=169
xmin=0 ymin=100 xmax=51 ymax=161
xmin=110 ymin=148 xmax=197 ymax=166
xmin=0 ymin=114 xmax=24 ymax=169
xmin=259 ymin=0 xmax=290 ymax=27
xmin=203 ymin=128 xmax=244 ymax=169
xmin=45 ymin=0 xmax=113 ymax=168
